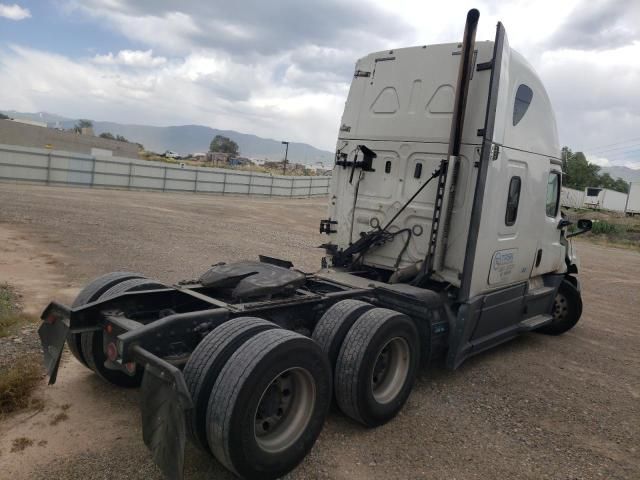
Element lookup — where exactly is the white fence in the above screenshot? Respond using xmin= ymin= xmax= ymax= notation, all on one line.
xmin=0 ymin=143 xmax=330 ymax=197
xmin=560 ymin=187 xmax=585 ymax=209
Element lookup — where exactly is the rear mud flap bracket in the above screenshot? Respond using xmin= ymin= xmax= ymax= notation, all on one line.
xmin=38 ymin=301 xmax=71 ymax=385
xmin=135 ymin=346 xmax=193 ymax=480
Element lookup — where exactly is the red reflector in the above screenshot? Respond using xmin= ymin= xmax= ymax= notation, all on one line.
xmin=125 ymin=362 xmax=136 ymax=374
xmin=105 ymin=324 xmax=113 ymax=334
xmin=44 ymin=313 xmax=57 ymax=324
xmin=106 ymin=342 xmax=118 ymax=361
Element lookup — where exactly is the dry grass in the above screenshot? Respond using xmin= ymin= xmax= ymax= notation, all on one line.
xmin=10 ymin=437 xmax=33 ymax=453
xmin=0 ymin=283 xmax=34 ymax=338
xmin=0 ymin=356 xmax=43 ymax=416
xmin=0 ymin=284 xmax=44 ymax=416
xmin=565 ymin=209 xmax=640 ymax=251
xmin=49 ymin=411 xmax=69 ymax=426
xmin=0 ymin=312 xmax=35 ymax=338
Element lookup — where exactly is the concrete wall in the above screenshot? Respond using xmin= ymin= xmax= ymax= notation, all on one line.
xmin=0 ymin=143 xmax=330 ymax=197
xmin=0 ymin=119 xmax=140 ymax=159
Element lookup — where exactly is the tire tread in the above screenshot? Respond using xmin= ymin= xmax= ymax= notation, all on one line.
xmin=184 ymin=316 xmax=278 ymax=451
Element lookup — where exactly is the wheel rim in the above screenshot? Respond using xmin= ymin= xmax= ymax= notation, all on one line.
xmin=553 ymin=292 xmax=569 ymax=321
xmin=254 ymin=367 xmax=316 ymax=453
xmin=371 ymin=337 xmax=410 ymax=404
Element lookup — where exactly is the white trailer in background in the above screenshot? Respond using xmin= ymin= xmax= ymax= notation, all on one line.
xmin=626 ymin=182 xmax=640 ymax=215
xmin=560 ymin=187 xmax=585 ymax=209
xmin=584 ymin=187 xmax=604 ymax=208
xmin=583 ymin=187 xmax=628 ymax=212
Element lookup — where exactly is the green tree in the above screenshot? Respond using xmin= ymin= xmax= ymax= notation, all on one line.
xmin=612 ymin=177 xmax=629 ymax=194
xmin=562 ymin=148 xmax=601 ymax=191
xmin=99 ymin=132 xmax=115 ymax=140
xmin=74 ymin=119 xmax=93 ymax=133
xmin=561 ymin=146 xmax=629 ymax=194
xmin=115 ymin=134 xmax=128 ymax=142
xmin=209 ymin=135 xmax=239 ymax=156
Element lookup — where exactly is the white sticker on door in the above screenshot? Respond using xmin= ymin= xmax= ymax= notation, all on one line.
xmin=489 ymin=248 xmax=518 ymax=285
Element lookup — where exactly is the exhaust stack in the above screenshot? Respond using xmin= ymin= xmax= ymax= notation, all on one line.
xmin=427 ymin=9 xmax=480 ymax=275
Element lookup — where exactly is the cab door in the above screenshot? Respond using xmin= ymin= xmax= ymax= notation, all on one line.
xmin=530 ymin=166 xmax=564 ymax=276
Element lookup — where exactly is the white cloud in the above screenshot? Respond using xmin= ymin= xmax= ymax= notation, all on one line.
xmin=93 ymin=49 xmax=167 ymax=67
xmin=587 ymin=155 xmax=611 ymax=167
xmin=538 ymin=42 xmax=640 ymax=153
xmin=0 ymin=3 xmax=30 ymax=20
xmin=0 ymin=45 xmax=347 ymax=149
xmin=2 ymin=0 xmax=640 ymax=155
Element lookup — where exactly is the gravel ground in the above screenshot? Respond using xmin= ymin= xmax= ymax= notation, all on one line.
xmin=0 ymin=183 xmax=639 ymax=479
xmin=0 ymin=286 xmax=36 ymax=371
xmin=0 ymin=323 xmax=41 ymax=371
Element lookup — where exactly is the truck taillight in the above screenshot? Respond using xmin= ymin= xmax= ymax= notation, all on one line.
xmin=106 ymin=342 xmax=118 ymax=361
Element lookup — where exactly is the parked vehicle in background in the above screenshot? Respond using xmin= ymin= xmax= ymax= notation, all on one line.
xmin=163 ymin=150 xmax=182 ymax=159
xmin=584 ymin=187 xmax=627 ymax=212
xmin=626 ymin=182 xmax=640 ymax=215
xmin=560 ymin=186 xmax=585 ymax=209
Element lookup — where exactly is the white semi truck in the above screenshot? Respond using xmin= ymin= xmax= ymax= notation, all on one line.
xmin=38 ymin=9 xmax=592 ymax=480
xmin=584 ymin=186 xmax=628 ymax=212
xmin=626 ymin=182 xmax=640 ymax=215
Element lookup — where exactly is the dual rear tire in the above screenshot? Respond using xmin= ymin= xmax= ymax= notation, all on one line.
xmin=67 ymin=272 xmax=165 ymax=388
xmin=313 ymin=300 xmax=420 ymax=427
xmin=184 ymin=318 xmax=331 ymax=480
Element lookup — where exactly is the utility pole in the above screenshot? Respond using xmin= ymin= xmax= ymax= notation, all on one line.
xmin=282 ymin=141 xmax=289 ymax=175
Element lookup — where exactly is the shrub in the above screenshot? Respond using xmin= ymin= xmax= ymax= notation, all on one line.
xmin=591 ymin=221 xmax=621 ymax=235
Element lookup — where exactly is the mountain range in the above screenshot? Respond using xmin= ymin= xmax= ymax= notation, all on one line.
xmin=1 ymin=110 xmax=334 ymax=166
xmin=599 ymin=166 xmax=640 ymax=184
xmin=2 ymin=110 xmax=639 ymax=183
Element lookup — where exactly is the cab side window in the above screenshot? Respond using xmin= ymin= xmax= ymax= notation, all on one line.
xmin=513 ymin=84 xmax=533 ymax=126
xmin=546 ymin=172 xmax=561 ymax=217
xmin=505 ymin=176 xmax=521 ymax=226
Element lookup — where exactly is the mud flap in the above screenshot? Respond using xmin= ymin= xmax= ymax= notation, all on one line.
xmin=136 ymin=347 xmax=193 ymax=480
xmin=38 ymin=301 xmax=71 ymax=385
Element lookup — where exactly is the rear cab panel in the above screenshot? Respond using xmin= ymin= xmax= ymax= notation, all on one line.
xmin=328 ymin=42 xmax=495 ymax=285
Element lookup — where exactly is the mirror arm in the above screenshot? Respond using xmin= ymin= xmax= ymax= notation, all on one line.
xmin=566 ymin=228 xmax=590 ymax=239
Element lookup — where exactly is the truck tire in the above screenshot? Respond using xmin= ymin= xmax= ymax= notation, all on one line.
xmin=184 ymin=317 xmax=280 ymax=451
xmin=206 ymin=329 xmax=331 ymax=480
xmin=537 ymin=278 xmax=583 ymax=335
xmin=80 ymin=278 xmax=165 ymax=388
xmin=68 ymin=272 xmax=145 ymax=367
xmin=335 ymin=308 xmax=419 ymax=427
xmin=312 ymin=299 xmax=374 ymax=372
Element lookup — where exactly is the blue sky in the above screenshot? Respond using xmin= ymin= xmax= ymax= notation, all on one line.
xmin=0 ymin=0 xmax=639 ymax=168
xmin=0 ymin=2 xmax=131 ymax=56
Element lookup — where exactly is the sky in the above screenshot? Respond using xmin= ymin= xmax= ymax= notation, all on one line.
xmin=0 ymin=0 xmax=639 ymax=168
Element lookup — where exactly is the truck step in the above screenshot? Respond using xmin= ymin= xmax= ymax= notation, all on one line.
xmin=518 ymin=314 xmax=553 ymax=332
xmin=526 ymin=286 xmax=555 ymax=299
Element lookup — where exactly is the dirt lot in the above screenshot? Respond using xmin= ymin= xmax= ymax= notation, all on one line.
xmin=0 ymin=183 xmax=638 ymax=480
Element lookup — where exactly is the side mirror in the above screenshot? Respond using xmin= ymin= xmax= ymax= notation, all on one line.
xmin=566 ymin=219 xmax=592 ymax=238
xmin=577 ymin=219 xmax=592 ymax=230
